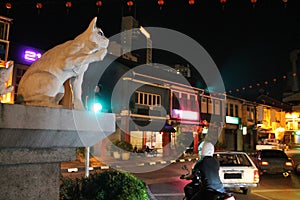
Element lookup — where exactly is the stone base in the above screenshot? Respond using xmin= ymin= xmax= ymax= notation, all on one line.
xmin=0 ymin=148 xmax=76 ymax=200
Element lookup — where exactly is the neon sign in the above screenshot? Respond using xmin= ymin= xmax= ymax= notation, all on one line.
xmin=23 ymin=50 xmax=42 ymax=62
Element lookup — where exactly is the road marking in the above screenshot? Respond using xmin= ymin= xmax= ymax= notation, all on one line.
xmin=153 ymin=193 xmax=185 ymax=197
xmin=252 ymin=193 xmax=273 ymax=200
xmin=252 ymin=188 xmax=300 ymax=200
xmin=67 ymin=168 xmax=78 ymax=172
xmin=253 ymin=189 xmax=300 ymax=192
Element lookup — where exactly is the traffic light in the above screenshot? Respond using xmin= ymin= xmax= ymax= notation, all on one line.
xmin=91 ymin=102 xmax=103 ymax=113
xmin=89 ymin=85 xmax=103 ymax=113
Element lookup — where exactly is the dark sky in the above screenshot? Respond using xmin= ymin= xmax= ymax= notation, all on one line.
xmin=2 ymin=0 xmax=300 ymax=101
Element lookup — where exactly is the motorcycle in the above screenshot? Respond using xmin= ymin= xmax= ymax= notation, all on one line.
xmin=180 ymin=165 xmax=235 ymax=200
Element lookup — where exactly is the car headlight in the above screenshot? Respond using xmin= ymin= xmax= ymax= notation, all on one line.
xmin=285 ymin=161 xmax=293 ymax=167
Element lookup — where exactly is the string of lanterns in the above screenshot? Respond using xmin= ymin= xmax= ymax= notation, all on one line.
xmin=2 ymin=0 xmax=292 ymax=13
xmin=227 ymin=74 xmax=288 ymax=95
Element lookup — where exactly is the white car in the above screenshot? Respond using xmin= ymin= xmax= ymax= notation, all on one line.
xmin=213 ymin=151 xmax=260 ymax=194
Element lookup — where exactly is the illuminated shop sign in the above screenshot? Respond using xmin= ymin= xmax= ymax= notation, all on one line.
xmin=225 ymin=116 xmax=240 ymax=125
xmin=23 ymin=49 xmax=42 ymax=62
xmin=172 ymin=109 xmax=199 ymax=121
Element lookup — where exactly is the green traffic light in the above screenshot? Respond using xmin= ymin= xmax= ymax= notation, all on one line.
xmin=91 ymin=102 xmax=102 ymax=113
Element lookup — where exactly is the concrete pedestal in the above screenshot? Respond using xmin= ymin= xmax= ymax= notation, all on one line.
xmin=0 ymin=104 xmax=115 ymax=200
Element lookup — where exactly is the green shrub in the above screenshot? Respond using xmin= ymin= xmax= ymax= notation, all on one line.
xmin=60 ymin=170 xmax=149 ymax=200
xmin=111 ymin=140 xmax=133 ymax=152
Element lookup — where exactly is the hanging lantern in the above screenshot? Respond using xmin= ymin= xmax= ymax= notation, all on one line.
xmin=6 ymin=2 xmax=12 ymax=10
xmin=96 ymin=1 xmax=102 ymax=7
xmin=158 ymin=0 xmax=164 ymax=10
xmin=282 ymin=0 xmax=288 ymax=8
xmin=249 ymin=85 xmax=253 ymax=89
xmin=189 ymin=0 xmax=195 ymax=5
xmin=127 ymin=0 xmax=134 ymax=12
xmin=65 ymin=1 xmax=72 ymax=15
xmin=283 ymin=75 xmax=287 ymax=79
xmin=36 ymin=2 xmax=43 ymax=15
xmin=66 ymin=1 xmax=72 ymax=8
xmin=127 ymin=0 xmax=134 ymax=7
xmin=96 ymin=1 xmax=102 ymax=13
xmin=250 ymin=0 xmax=257 ymax=8
xmin=36 ymin=3 xmax=43 ymax=9
xmin=158 ymin=0 xmax=164 ymax=6
xmin=220 ymin=0 xmax=226 ymax=10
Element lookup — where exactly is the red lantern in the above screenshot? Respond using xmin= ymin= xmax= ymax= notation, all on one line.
xmin=6 ymin=3 xmax=12 ymax=10
xmin=158 ymin=0 xmax=164 ymax=6
xmin=250 ymin=0 xmax=257 ymax=8
xmin=96 ymin=1 xmax=102 ymax=7
xmin=66 ymin=1 xmax=72 ymax=8
xmin=36 ymin=3 xmax=43 ymax=9
xmin=282 ymin=0 xmax=288 ymax=2
xmin=189 ymin=0 xmax=195 ymax=5
xmin=220 ymin=0 xmax=226 ymax=4
xmin=127 ymin=0 xmax=134 ymax=7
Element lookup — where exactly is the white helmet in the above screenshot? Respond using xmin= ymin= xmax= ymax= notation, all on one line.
xmin=201 ymin=142 xmax=215 ymax=157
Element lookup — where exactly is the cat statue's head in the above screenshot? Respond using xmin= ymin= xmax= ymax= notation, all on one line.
xmin=75 ymin=17 xmax=109 ymax=52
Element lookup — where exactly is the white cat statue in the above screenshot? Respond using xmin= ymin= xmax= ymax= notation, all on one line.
xmin=0 ymin=62 xmax=14 ymax=96
xmin=17 ymin=17 xmax=109 ymax=110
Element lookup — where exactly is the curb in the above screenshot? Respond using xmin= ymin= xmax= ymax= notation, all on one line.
xmin=61 ymin=156 xmax=198 ymax=173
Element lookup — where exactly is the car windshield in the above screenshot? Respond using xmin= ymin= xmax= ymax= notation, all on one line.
xmin=214 ymin=153 xmax=252 ymax=167
xmin=261 ymin=150 xmax=288 ymax=158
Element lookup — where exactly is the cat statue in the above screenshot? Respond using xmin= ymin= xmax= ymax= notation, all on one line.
xmin=16 ymin=17 xmax=109 ymax=110
xmin=0 ymin=62 xmax=14 ymax=96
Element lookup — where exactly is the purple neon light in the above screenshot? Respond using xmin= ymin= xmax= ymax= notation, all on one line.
xmin=24 ymin=49 xmax=42 ymax=62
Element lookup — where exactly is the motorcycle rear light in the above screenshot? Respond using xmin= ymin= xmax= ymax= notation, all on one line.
xmin=261 ymin=161 xmax=269 ymax=166
xmin=285 ymin=162 xmax=293 ymax=167
xmin=254 ymin=169 xmax=260 ymax=183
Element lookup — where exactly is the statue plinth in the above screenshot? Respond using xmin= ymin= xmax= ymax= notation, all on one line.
xmin=0 ymin=103 xmax=115 ymax=200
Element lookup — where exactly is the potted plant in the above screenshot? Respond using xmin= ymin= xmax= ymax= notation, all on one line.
xmin=111 ymin=140 xmax=133 ymax=160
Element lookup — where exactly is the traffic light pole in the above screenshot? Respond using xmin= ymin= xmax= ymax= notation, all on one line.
xmin=85 ymin=146 xmax=90 ymax=177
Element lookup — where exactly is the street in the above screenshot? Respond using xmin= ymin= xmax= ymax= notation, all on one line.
xmin=62 ymin=149 xmax=300 ymax=200
xmin=134 ymin=160 xmax=300 ymax=200
xmin=133 ymin=149 xmax=300 ymax=200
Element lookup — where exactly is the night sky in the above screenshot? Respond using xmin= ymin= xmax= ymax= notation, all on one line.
xmin=2 ymin=0 xmax=300 ymax=101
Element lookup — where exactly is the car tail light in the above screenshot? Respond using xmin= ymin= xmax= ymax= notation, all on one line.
xmin=285 ymin=161 xmax=293 ymax=167
xmin=254 ymin=169 xmax=260 ymax=183
xmin=261 ymin=161 xmax=269 ymax=166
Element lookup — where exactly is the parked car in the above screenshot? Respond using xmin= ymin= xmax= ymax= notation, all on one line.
xmin=254 ymin=149 xmax=294 ymax=177
xmin=213 ymin=151 xmax=260 ymax=194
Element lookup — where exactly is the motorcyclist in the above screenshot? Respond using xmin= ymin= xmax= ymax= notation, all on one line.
xmin=183 ymin=141 xmax=225 ymax=200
